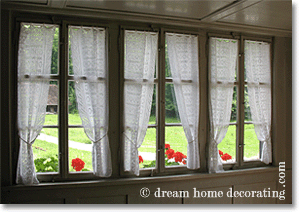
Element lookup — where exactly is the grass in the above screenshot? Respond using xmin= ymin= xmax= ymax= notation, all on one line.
xmin=36 ymin=114 xmax=260 ymax=172
xmin=33 ymin=139 xmax=92 ymax=172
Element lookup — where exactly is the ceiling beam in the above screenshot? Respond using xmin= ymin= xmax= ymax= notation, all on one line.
xmin=48 ymin=0 xmax=67 ymax=9
xmin=201 ymin=0 xmax=262 ymax=22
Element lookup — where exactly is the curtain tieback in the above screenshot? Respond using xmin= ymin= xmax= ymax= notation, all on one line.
xmin=19 ymin=134 xmax=39 ymax=146
xmin=123 ymin=132 xmax=138 ymax=148
xmin=188 ymin=137 xmax=197 ymax=144
xmin=260 ymin=135 xmax=271 ymax=144
xmin=88 ymin=132 xmax=108 ymax=144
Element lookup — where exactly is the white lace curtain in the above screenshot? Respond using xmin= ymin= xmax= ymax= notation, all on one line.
xmin=166 ymin=33 xmax=200 ymax=169
xmin=245 ymin=40 xmax=272 ymax=164
xmin=208 ymin=37 xmax=238 ymax=173
xmin=123 ymin=30 xmax=158 ymax=176
xmin=17 ymin=23 xmax=56 ymax=184
xmin=69 ymin=26 xmax=112 ymax=177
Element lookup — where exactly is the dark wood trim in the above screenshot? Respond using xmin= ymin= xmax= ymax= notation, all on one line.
xmin=2 ymin=2 xmax=291 ymax=37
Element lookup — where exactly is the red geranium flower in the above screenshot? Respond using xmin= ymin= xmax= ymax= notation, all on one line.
xmin=139 ymin=155 xmax=143 ymax=164
xmin=173 ymin=151 xmax=187 ymax=163
xmin=182 ymin=159 xmax=187 ymax=165
xmin=165 ymin=148 xmax=175 ymax=159
xmin=221 ymin=153 xmax=232 ymax=161
xmin=71 ymin=158 xmax=85 ymax=171
xmin=219 ymin=150 xmax=224 ymax=156
xmin=165 ymin=144 xmax=170 ymax=150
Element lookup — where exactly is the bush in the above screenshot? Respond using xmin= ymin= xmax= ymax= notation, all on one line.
xmin=34 ymin=155 xmax=59 ymax=172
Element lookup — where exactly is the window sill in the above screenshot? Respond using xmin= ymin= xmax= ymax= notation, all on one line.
xmin=2 ymin=166 xmax=280 ymax=191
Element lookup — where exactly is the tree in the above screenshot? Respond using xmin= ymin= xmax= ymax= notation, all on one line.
xmin=50 ymin=28 xmax=78 ymax=114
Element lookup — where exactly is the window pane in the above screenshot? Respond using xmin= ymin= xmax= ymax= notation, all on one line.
xmin=68 ymin=32 xmax=74 ymax=76
xmin=218 ymin=125 xmax=236 ymax=163
xmin=149 ymin=84 xmax=156 ymax=125
xmin=51 ymin=27 xmax=59 ymax=75
xmin=230 ymin=86 xmax=237 ymax=123
xmin=165 ymin=84 xmax=180 ymax=123
xmin=68 ymin=81 xmax=82 ymax=125
xmin=244 ymin=85 xmax=252 ymax=121
xmin=68 ymin=128 xmax=92 ymax=172
xmin=34 ymin=128 xmax=59 ymax=173
xmin=45 ymin=81 xmax=59 ymax=126
xmin=165 ymin=126 xmax=187 ymax=167
xmin=243 ymin=85 xmax=259 ymax=160
xmin=244 ymin=124 xmax=260 ymax=161
xmin=165 ymin=40 xmax=171 ymax=78
xmin=139 ymin=128 xmax=156 ymax=169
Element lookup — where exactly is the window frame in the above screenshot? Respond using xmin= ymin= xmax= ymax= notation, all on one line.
xmin=120 ymin=26 xmax=203 ymax=177
xmin=207 ymin=33 xmax=273 ymax=171
xmin=14 ymin=16 xmax=113 ymax=183
xmin=10 ymin=12 xmax=274 ymax=185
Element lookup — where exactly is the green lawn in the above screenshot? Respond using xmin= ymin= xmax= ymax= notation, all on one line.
xmin=33 ymin=139 xmax=92 ymax=172
xmin=35 ymin=114 xmax=260 ymax=172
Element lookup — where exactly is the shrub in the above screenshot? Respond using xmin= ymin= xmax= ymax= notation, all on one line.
xmin=34 ymin=155 xmax=59 ymax=172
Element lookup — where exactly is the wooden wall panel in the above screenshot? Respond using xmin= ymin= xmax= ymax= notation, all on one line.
xmin=128 ymin=194 xmax=182 ymax=204
xmin=77 ymin=195 xmax=126 ymax=204
xmin=233 ymin=181 xmax=277 ymax=204
xmin=184 ymin=186 xmax=232 ymax=204
xmin=9 ymin=198 xmax=65 ymax=204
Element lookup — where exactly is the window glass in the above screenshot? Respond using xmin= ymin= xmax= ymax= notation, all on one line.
xmin=218 ymin=125 xmax=236 ymax=163
xmin=34 ymin=128 xmax=59 ymax=173
xmin=68 ymin=128 xmax=92 ymax=172
xmin=139 ymin=85 xmax=157 ymax=169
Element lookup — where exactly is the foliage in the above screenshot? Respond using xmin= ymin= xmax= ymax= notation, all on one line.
xmin=50 ymin=28 xmax=59 ymax=75
xmin=34 ymin=155 xmax=59 ymax=172
xmin=141 ymin=143 xmax=185 ymax=168
xmin=142 ymin=160 xmax=180 ymax=168
xmin=50 ymin=28 xmax=252 ymax=120
xmin=68 ymin=81 xmax=79 ymax=114
xmin=33 ymin=139 xmax=93 ymax=172
xmin=50 ymin=28 xmax=78 ymax=113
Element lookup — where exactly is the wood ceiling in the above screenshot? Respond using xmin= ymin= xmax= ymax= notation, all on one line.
xmin=5 ymin=0 xmax=292 ymax=32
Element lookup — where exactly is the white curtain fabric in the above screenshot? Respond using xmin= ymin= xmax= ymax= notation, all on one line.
xmin=166 ymin=33 xmax=200 ymax=169
xmin=245 ymin=40 xmax=272 ymax=164
xmin=69 ymin=26 xmax=112 ymax=177
xmin=17 ymin=23 xmax=56 ymax=184
xmin=123 ymin=30 xmax=158 ymax=176
xmin=208 ymin=37 xmax=238 ymax=173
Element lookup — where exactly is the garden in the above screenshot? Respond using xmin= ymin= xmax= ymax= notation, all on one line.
xmin=34 ymin=113 xmax=259 ymax=172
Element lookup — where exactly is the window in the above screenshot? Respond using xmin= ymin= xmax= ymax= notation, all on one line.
xmin=208 ymin=36 xmax=272 ymax=173
xmin=16 ymin=22 xmax=111 ymax=184
xmin=14 ymin=17 xmax=272 ymax=185
xmin=122 ymin=29 xmax=200 ymax=176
